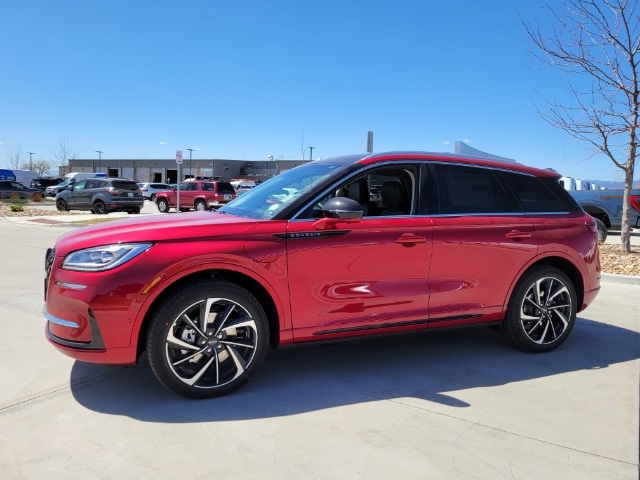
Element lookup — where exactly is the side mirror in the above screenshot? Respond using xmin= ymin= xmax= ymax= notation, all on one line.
xmin=322 ymin=197 xmax=364 ymax=220
xmin=313 ymin=197 xmax=363 ymax=230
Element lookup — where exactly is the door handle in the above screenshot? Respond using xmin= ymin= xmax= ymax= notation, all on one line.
xmin=394 ymin=234 xmax=427 ymax=244
xmin=505 ymin=231 xmax=532 ymax=240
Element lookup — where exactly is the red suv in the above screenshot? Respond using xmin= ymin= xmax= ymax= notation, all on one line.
xmin=154 ymin=180 xmax=236 ymax=212
xmin=44 ymin=152 xmax=601 ymax=398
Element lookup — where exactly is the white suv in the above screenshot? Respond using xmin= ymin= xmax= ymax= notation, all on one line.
xmin=137 ymin=182 xmax=171 ymax=200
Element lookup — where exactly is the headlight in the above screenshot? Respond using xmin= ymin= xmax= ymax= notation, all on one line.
xmin=63 ymin=243 xmax=153 ymax=272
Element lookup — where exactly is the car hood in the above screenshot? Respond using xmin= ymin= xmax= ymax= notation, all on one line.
xmin=55 ymin=212 xmax=275 ymax=255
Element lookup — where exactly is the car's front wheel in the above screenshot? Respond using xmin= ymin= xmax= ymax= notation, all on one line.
xmin=157 ymin=198 xmax=170 ymax=213
xmin=501 ymin=266 xmax=577 ymax=352
xmin=147 ymin=279 xmax=270 ymax=398
xmin=195 ymin=200 xmax=207 ymax=211
xmin=56 ymin=199 xmax=68 ymax=211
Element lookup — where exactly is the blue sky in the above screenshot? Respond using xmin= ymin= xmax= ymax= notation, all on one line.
xmin=0 ymin=0 xmax=632 ymax=182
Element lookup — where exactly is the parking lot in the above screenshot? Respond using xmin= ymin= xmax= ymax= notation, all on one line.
xmin=0 ymin=214 xmax=638 ymax=479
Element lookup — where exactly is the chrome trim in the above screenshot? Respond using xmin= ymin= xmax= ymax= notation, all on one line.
xmin=56 ymin=282 xmax=87 ymax=290
xmin=43 ymin=306 xmax=80 ymax=328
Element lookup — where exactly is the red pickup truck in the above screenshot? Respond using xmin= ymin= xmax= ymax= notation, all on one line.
xmin=155 ymin=180 xmax=237 ymax=212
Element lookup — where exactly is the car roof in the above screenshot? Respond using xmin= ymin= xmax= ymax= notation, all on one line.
xmin=317 ymin=151 xmax=559 ymax=179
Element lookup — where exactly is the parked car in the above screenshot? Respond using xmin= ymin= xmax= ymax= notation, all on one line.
xmin=55 ymin=177 xmax=144 ymax=214
xmin=46 ymin=181 xmax=70 ymax=197
xmin=30 ymin=177 xmax=63 ymax=190
xmin=563 ymin=185 xmax=640 ymax=243
xmin=154 ymin=180 xmax=237 ymax=212
xmin=0 ymin=181 xmax=45 ymax=200
xmin=44 ymin=152 xmax=601 ymax=399
xmin=137 ymin=182 xmax=172 ymax=200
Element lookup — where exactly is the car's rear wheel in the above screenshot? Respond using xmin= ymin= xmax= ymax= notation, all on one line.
xmin=146 ymin=279 xmax=270 ymax=398
xmin=501 ymin=266 xmax=577 ymax=352
xmin=157 ymin=199 xmax=170 ymax=213
xmin=128 ymin=207 xmax=141 ymax=214
xmin=595 ymin=218 xmax=607 ymax=243
xmin=150 ymin=193 xmax=156 ymax=201
xmin=93 ymin=201 xmax=107 ymax=215
xmin=195 ymin=200 xmax=207 ymax=211
xmin=56 ymin=199 xmax=68 ymax=211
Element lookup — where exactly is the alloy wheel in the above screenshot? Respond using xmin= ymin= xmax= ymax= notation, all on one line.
xmin=164 ymin=297 xmax=260 ymax=390
xmin=519 ymin=276 xmax=573 ymax=346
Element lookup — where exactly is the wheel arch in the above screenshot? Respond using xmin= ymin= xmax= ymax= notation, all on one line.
xmin=135 ymin=268 xmax=281 ymax=360
xmin=508 ymin=256 xmax=585 ymax=316
xmin=580 ymin=205 xmax=611 ymax=228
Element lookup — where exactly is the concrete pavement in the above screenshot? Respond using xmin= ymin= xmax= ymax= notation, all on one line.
xmin=0 ymin=207 xmax=638 ymax=479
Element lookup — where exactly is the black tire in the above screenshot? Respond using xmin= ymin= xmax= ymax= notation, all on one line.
xmin=194 ymin=200 xmax=207 ymax=211
xmin=500 ymin=266 xmax=577 ymax=352
xmin=56 ymin=199 xmax=68 ymax=211
xmin=150 ymin=194 xmax=156 ymax=201
xmin=157 ymin=198 xmax=170 ymax=213
xmin=595 ymin=218 xmax=607 ymax=243
xmin=146 ymin=279 xmax=270 ymax=399
xmin=128 ymin=207 xmax=141 ymax=214
xmin=93 ymin=201 xmax=107 ymax=215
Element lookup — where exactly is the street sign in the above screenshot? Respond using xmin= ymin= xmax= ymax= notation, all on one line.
xmin=176 ymin=150 xmax=183 ymax=164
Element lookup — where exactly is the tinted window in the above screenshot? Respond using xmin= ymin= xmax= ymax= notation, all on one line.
xmin=434 ymin=164 xmax=507 ymax=214
xmin=111 ymin=181 xmax=139 ymax=191
xmin=216 ymin=182 xmax=236 ymax=194
xmin=85 ymin=180 xmax=103 ymax=189
xmin=501 ymin=172 xmax=568 ymax=213
xmin=201 ymin=182 xmax=214 ymax=191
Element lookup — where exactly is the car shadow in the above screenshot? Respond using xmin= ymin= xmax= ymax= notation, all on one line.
xmin=69 ymin=317 xmax=640 ymax=422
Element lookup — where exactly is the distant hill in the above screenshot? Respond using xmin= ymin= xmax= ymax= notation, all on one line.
xmin=585 ymin=180 xmax=640 ymax=189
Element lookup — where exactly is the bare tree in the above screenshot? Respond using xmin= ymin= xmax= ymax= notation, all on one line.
xmin=524 ymin=0 xmax=639 ymax=252
xmin=32 ymin=159 xmax=52 ymax=176
xmin=51 ymin=137 xmax=79 ymax=170
xmin=7 ymin=145 xmax=24 ymax=169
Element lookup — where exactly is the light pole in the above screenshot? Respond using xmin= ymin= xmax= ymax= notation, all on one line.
xmin=308 ymin=146 xmax=315 ymax=160
xmin=27 ymin=152 xmax=35 ymax=171
xmin=187 ymin=148 xmax=194 ymax=179
xmin=95 ymin=150 xmax=103 ymax=174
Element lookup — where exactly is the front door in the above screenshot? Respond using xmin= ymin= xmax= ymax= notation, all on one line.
xmin=285 ymin=163 xmax=432 ymax=341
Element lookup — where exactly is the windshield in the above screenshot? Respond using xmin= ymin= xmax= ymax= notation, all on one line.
xmin=218 ymin=161 xmax=348 ymax=219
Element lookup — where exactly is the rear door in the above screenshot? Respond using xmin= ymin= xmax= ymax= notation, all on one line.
xmin=428 ymin=164 xmax=537 ymax=325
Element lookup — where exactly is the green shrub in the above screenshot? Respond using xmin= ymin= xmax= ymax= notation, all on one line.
xmin=10 ymin=204 xmax=23 ymax=212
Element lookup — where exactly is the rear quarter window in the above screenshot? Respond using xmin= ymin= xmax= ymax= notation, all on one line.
xmin=216 ymin=182 xmax=236 ymax=194
xmin=501 ymin=172 xmax=572 ymax=213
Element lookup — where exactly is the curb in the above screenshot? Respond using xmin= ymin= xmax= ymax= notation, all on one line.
xmin=600 ymin=272 xmax=640 ymax=286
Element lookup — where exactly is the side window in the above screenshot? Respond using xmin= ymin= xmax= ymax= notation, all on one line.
xmin=189 ymin=183 xmax=199 ymax=191
xmin=201 ymin=183 xmax=214 ymax=191
xmin=434 ymin=164 xmax=507 ymax=214
xmin=501 ymin=172 xmax=568 ymax=213
xmin=74 ymin=180 xmax=87 ymax=191
xmin=297 ymin=165 xmax=417 ymax=219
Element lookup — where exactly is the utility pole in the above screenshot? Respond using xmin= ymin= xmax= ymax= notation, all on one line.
xmin=27 ymin=152 xmax=35 ymax=171
xmin=95 ymin=150 xmax=103 ymax=173
xmin=308 ymin=146 xmax=315 ymax=160
xmin=187 ymin=148 xmax=194 ymax=179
